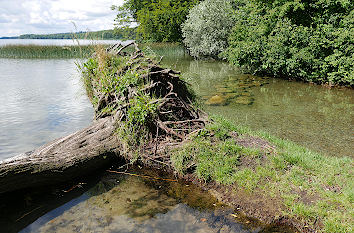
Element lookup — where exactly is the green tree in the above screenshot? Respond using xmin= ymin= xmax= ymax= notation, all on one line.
xmin=182 ymin=0 xmax=235 ymax=58
xmin=112 ymin=0 xmax=199 ymax=42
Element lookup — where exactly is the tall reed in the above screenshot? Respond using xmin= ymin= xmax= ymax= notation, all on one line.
xmin=0 ymin=45 xmax=96 ymax=59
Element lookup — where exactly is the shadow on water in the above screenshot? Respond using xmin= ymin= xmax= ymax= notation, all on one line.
xmin=0 ymin=164 xmax=296 ymax=233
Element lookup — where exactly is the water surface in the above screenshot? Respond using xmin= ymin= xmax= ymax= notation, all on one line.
xmin=2 ymin=167 xmax=274 ymax=233
xmin=0 ymin=58 xmax=93 ymax=160
xmin=161 ymin=57 xmax=353 ymax=157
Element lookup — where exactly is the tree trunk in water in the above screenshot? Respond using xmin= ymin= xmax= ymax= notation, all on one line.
xmin=0 ymin=117 xmax=120 ymax=194
xmin=0 ymin=42 xmax=205 ymax=194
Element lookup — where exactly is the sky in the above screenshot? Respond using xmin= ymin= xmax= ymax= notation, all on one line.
xmin=0 ymin=0 xmax=124 ymax=37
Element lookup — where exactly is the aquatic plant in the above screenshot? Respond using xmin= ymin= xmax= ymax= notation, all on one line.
xmin=0 ymin=45 xmax=95 ymax=59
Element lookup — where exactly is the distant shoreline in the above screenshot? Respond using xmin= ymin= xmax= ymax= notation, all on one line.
xmin=0 ymin=37 xmax=19 ymax=39
xmin=0 ymin=29 xmax=135 ymax=40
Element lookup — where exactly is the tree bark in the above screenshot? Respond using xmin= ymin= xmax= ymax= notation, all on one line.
xmin=0 ymin=117 xmax=120 ymax=194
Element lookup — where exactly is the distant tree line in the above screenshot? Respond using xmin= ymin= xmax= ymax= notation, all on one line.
xmin=113 ymin=0 xmax=353 ymax=86
xmin=13 ymin=28 xmax=137 ymax=40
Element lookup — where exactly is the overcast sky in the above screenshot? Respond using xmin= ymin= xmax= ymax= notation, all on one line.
xmin=0 ymin=0 xmax=124 ymax=37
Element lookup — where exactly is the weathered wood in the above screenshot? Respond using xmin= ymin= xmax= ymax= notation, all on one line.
xmin=0 ymin=117 xmax=120 ymax=194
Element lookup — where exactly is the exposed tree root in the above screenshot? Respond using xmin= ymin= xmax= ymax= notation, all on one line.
xmin=94 ymin=42 xmax=208 ymax=168
xmin=0 ymin=42 xmax=207 ymax=194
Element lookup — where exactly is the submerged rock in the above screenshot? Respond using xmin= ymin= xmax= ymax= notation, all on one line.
xmin=224 ymin=93 xmax=238 ymax=99
xmin=216 ymin=87 xmax=233 ymax=93
xmin=233 ymin=96 xmax=253 ymax=105
xmin=206 ymin=95 xmax=226 ymax=105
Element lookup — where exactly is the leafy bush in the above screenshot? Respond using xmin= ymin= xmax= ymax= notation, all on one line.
xmin=182 ymin=0 xmax=235 ymax=58
xmin=224 ymin=0 xmax=354 ymax=86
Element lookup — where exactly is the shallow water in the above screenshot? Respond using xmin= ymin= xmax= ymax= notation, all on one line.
xmin=160 ymin=56 xmax=353 ymax=157
xmin=1 ymin=167 xmax=278 ymax=233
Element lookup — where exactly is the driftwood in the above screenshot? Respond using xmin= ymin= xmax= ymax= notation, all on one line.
xmin=0 ymin=42 xmax=207 ymax=194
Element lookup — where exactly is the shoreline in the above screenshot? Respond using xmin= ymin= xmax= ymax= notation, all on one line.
xmin=167 ymin=116 xmax=353 ymax=233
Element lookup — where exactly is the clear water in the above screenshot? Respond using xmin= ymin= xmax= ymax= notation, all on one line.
xmin=2 ymin=168 xmax=274 ymax=233
xmin=161 ymin=57 xmax=354 ymax=157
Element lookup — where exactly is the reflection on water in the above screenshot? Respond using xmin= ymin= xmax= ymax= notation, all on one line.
xmin=161 ymin=58 xmax=353 ymax=157
xmin=0 ymin=58 xmax=94 ymax=160
xmin=16 ymin=168 xmax=269 ymax=233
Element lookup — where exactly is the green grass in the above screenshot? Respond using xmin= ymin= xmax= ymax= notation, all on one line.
xmin=0 ymin=45 xmax=96 ymax=59
xmin=170 ymin=115 xmax=353 ymax=232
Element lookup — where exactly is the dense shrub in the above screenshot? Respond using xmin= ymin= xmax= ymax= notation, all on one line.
xmin=224 ymin=0 xmax=354 ymax=86
xmin=182 ymin=0 xmax=235 ymax=58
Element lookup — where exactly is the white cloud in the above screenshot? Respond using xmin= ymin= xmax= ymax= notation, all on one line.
xmin=0 ymin=0 xmax=124 ymax=36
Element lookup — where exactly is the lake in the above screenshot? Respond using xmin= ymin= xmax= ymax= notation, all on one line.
xmin=0 ymin=58 xmax=93 ymax=160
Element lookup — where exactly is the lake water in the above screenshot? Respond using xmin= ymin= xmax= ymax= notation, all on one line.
xmin=3 ymin=167 xmax=279 ymax=233
xmin=0 ymin=58 xmax=94 ymax=160
xmin=160 ymin=56 xmax=353 ymax=158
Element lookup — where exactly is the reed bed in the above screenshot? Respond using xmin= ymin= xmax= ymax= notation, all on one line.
xmin=141 ymin=42 xmax=190 ymax=58
xmin=0 ymin=43 xmax=188 ymax=59
xmin=0 ymin=45 xmax=97 ymax=59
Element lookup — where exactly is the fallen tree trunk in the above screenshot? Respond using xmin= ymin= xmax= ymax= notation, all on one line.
xmin=0 ymin=117 xmax=119 ymax=194
xmin=0 ymin=42 xmax=205 ymax=194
